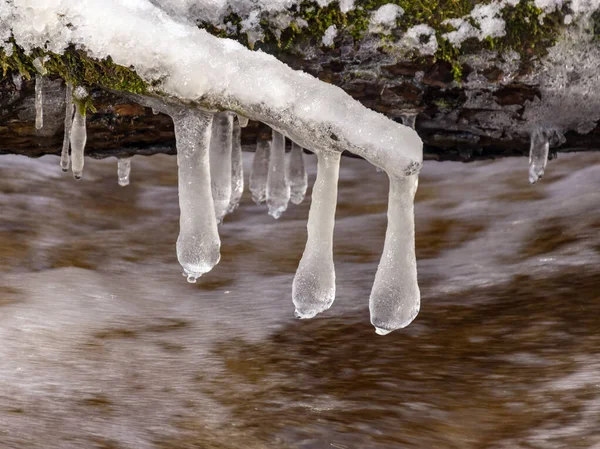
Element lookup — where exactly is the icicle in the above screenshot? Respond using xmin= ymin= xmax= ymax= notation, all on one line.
xmin=528 ymin=128 xmax=549 ymax=184
xmin=292 ymin=150 xmax=341 ymax=319
xmin=401 ymin=113 xmax=417 ymax=129
xmin=369 ymin=174 xmax=420 ymax=335
xmin=249 ymin=139 xmax=270 ymax=204
xmin=70 ymin=102 xmax=87 ymax=180
xmin=12 ymin=73 xmax=22 ymax=91
xmin=266 ymin=130 xmax=290 ymax=219
xmin=172 ymin=110 xmax=220 ymax=283
xmin=117 ymin=157 xmax=132 ymax=187
xmin=60 ymin=82 xmax=74 ymax=172
xmin=288 ymin=142 xmax=308 ymax=205
xmin=237 ymin=115 xmax=249 ymax=128
xmin=228 ymin=119 xmax=244 ymax=213
xmin=209 ymin=112 xmax=234 ymax=223
xmin=34 ymin=76 xmax=44 ymax=130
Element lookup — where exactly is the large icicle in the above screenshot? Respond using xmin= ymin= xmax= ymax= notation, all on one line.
xmin=292 ymin=150 xmax=341 ymax=318
xmin=70 ymin=100 xmax=87 ymax=180
xmin=228 ymin=118 xmax=244 ymax=213
xmin=118 ymin=157 xmax=132 ymax=187
xmin=529 ymin=128 xmax=549 ymax=184
xmin=60 ymin=82 xmax=74 ymax=172
xmin=369 ymin=174 xmax=420 ymax=335
xmin=266 ymin=130 xmax=290 ymax=219
xmin=249 ymin=139 xmax=270 ymax=204
xmin=288 ymin=142 xmax=308 ymax=205
xmin=33 ymin=57 xmax=46 ymax=130
xmin=209 ymin=112 xmax=234 ymax=223
xmin=172 ymin=110 xmax=220 ymax=283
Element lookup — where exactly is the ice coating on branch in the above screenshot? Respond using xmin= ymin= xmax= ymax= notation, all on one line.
xmin=293 ymin=150 xmax=341 ymax=319
xmin=60 ymin=82 xmax=74 ymax=172
xmin=70 ymin=102 xmax=87 ymax=180
xmin=529 ymin=128 xmax=549 ymax=184
xmin=370 ymin=174 xmax=420 ymax=335
xmin=237 ymin=115 xmax=249 ymax=128
xmin=228 ymin=119 xmax=244 ymax=213
xmin=118 ymin=157 xmax=132 ymax=187
xmin=288 ymin=142 xmax=307 ymax=205
xmin=250 ymin=139 xmax=270 ymax=204
xmin=266 ymin=130 xmax=290 ymax=219
xmin=172 ymin=110 xmax=220 ymax=283
xmin=209 ymin=112 xmax=234 ymax=223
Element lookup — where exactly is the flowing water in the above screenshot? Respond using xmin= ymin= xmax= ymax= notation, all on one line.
xmin=0 ymin=151 xmax=599 ymax=449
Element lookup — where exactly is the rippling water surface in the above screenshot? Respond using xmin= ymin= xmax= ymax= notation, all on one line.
xmin=0 ymin=152 xmax=599 ymax=449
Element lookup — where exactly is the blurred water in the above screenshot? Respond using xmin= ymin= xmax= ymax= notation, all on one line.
xmin=0 ymin=151 xmax=599 ymax=449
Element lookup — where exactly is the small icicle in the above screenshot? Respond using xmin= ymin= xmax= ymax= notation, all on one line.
xmin=210 ymin=112 xmax=234 ymax=223
xmin=249 ymin=139 xmax=270 ymax=204
xmin=369 ymin=174 xmax=420 ymax=335
xmin=288 ymin=142 xmax=308 ymax=205
xmin=118 ymin=157 xmax=132 ymax=187
xmin=172 ymin=110 xmax=220 ymax=282
xmin=60 ymin=82 xmax=74 ymax=172
xmin=228 ymin=119 xmax=244 ymax=213
xmin=237 ymin=115 xmax=249 ymax=128
xmin=12 ymin=73 xmax=22 ymax=91
xmin=292 ymin=150 xmax=341 ymax=319
xmin=266 ymin=130 xmax=290 ymax=219
xmin=529 ymin=128 xmax=549 ymax=184
xmin=401 ymin=113 xmax=417 ymax=130
xmin=70 ymin=101 xmax=87 ymax=180
xmin=33 ymin=57 xmax=47 ymax=130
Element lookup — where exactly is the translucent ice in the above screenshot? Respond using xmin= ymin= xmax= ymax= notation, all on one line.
xmin=118 ymin=157 xmax=132 ymax=187
xmin=209 ymin=112 xmax=233 ymax=223
xmin=70 ymin=102 xmax=87 ymax=180
xmin=288 ymin=142 xmax=307 ymax=205
xmin=266 ymin=130 xmax=290 ymax=219
xmin=529 ymin=128 xmax=549 ymax=184
xmin=34 ymin=74 xmax=44 ymax=130
xmin=237 ymin=115 xmax=249 ymax=128
xmin=369 ymin=174 xmax=420 ymax=335
xmin=401 ymin=113 xmax=417 ymax=129
xmin=60 ymin=82 xmax=74 ymax=172
xmin=292 ymin=150 xmax=341 ymax=318
xmin=172 ymin=110 xmax=220 ymax=282
xmin=228 ymin=119 xmax=244 ymax=213
xmin=250 ymin=139 xmax=270 ymax=204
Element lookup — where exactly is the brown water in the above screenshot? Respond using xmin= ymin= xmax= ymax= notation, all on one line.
xmin=0 ymin=152 xmax=599 ymax=449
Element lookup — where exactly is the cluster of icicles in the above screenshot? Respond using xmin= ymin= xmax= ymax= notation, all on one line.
xmin=35 ymin=62 xmax=424 ymax=335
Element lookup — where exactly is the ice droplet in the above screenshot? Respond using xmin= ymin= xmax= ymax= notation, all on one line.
xmin=267 ymin=130 xmax=290 ymax=219
xmin=209 ymin=112 xmax=233 ymax=223
xmin=60 ymin=82 xmax=74 ymax=172
xmin=529 ymin=127 xmax=549 ymax=184
xmin=172 ymin=110 xmax=221 ymax=280
xmin=118 ymin=157 xmax=132 ymax=187
xmin=289 ymin=142 xmax=307 ymax=205
xmin=250 ymin=139 xmax=270 ymax=204
xmin=292 ymin=150 xmax=341 ymax=318
xmin=369 ymin=174 xmax=420 ymax=334
xmin=70 ymin=102 xmax=87 ymax=180
xmin=228 ymin=119 xmax=244 ymax=213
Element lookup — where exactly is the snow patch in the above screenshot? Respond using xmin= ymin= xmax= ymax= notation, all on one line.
xmin=369 ymin=4 xmax=404 ymax=35
xmin=321 ymin=24 xmax=337 ymax=47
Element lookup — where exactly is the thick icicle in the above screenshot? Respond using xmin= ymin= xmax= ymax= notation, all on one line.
xmin=401 ymin=113 xmax=417 ymax=129
xmin=529 ymin=128 xmax=549 ymax=184
xmin=172 ymin=110 xmax=220 ymax=283
xmin=237 ymin=115 xmax=249 ymax=128
xmin=34 ymin=76 xmax=44 ymax=130
xmin=118 ymin=157 xmax=132 ymax=187
xmin=209 ymin=112 xmax=234 ymax=223
xmin=228 ymin=119 xmax=244 ymax=213
xmin=70 ymin=102 xmax=87 ymax=180
xmin=60 ymin=82 xmax=74 ymax=172
xmin=267 ymin=130 xmax=290 ymax=219
xmin=249 ymin=139 xmax=270 ymax=204
xmin=292 ymin=150 xmax=341 ymax=318
xmin=369 ymin=174 xmax=420 ymax=335
xmin=288 ymin=142 xmax=308 ymax=205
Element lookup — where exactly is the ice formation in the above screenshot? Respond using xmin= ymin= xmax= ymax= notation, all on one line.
xmin=266 ymin=130 xmax=290 ymax=219
xmin=118 ymin=157 xmax=132 ymax=187
xmin=210 ymin=112 xmax=234 ymax=223
xmin=401 ymin=114 xmax=417 ymax=130
xmin=33 ymin=57 xmax=45 ymax=130
xmin=228 ymin=119 xmax=244 ymax=213
xmin=172 ymin=110 xmax=221 ymax=282
xmin=237 ymin=115 xmax=249 ymax=128
xmin=529 ymin=128 xmax=550 ymax=184
xmin=60 ymin=82 xmax=74 ymax=172
xmin=288 ymin=142 xmax=307 ymax=205
xmin=369 ymin=174 xmax=420 ymax=335
xmin=70 ymin=102 xmax=87 ymax=180
xmin=250 ymin=139 xmax=270 ymax=204
xmin=293 ymin=150 xmax=341 ymax=319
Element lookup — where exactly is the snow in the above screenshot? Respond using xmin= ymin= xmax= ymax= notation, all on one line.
xmin=209 ymin=112 xmax=233 ymax=223
xmin=528 ymin=128 xmax=549 ymax=184
xmin=69 ymin=102 xmax=87 ymax=180
xmin=369 ymin=3 xmax=404 ymax=35
xmin=401 ymin=24 xmax=438 ymax=56
xmin=288 ymin=142 xmax=307 ymax=205
xmin=442 ymin=1 xmax=507 ymax=47
xmin=266 ymin=130 xmax=290 ymax=219
xmin=250 ymin=139 xmax=270 ymax=204
xmin=228 ymin=119 xmax=244 ymax=213
xmin=60 ymin=82 xmax=73 ymax=172
xmin=117 ymin=157 xmax=132 ymax=187
xmin=321 ymin=24 xmax=337 ymax=47
xmin=293 ymin=150 xmax=341 ymax=319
